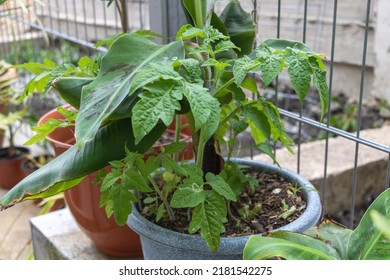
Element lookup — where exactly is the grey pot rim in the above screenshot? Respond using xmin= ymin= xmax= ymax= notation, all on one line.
xmin=127 ymin=158 xmax=322 ymax=254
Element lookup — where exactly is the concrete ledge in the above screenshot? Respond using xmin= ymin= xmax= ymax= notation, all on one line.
xmin=30 ymin=208 xmax=119 ymax=260
xmin=253 ymin=124 xmax=390 ymax=213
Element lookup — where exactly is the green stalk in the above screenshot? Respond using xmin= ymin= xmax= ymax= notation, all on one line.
xmin=174 ymin=115 xmax=181 ymax=161
xmin=148 ymin=174 xmax=175 ymax=221
xmin=194 ymin=0 xmax=204 ymax=28
xmin=195 ymin=125 xmax=206 ymax=169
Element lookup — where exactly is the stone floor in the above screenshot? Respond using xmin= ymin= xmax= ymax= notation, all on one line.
xmin=0 ymin=187 xmax=40 ymax=260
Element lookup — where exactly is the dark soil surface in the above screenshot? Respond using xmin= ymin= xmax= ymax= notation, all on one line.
xmin=140 ymin=172 xmax=306 ymax=237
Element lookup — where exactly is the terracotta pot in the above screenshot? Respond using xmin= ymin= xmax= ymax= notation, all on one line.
xmin=0 ymin=103 xmax=4 ymax=148
xmin=21 ymin=154 xmax=65 ymax=211
xmin=0 ymin=147 xmax=29 ymax=189
xmin=38 ymin=105 xmax=193 ymax=258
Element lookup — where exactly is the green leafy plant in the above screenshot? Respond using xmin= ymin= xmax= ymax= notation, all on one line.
xmin=0 ymin=1 xmax=329 ymax=252
xmin=243 ymin=188 xmax=390 ymax=260
xmin=0 ymin=61 xmax=28 ymax=157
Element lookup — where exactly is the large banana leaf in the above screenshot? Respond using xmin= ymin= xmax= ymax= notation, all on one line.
xmin=51 ymin=77 xmax=93 ymax=109
xmin=0 ymin=118 xmax=167 ymax=209
xmin=243 ymin=189 xmax=390 ymax=260
xmin=52 ymin=76 xmax=137 ymax=120
xmin=181 ymin=0 xmax=216 ymax=28
xmin=347 ymin=188 xmax=390 ymax=260
xmin=75 ymin=33 xmax=185 ymax=148
xmin=218 ymin=0 xmax=256 ymax=56
xmin=243 ymin=234 xmax=338 ymax=260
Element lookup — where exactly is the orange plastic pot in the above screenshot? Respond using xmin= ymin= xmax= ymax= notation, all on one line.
xmin=38 ymin=105 xmax=193 ymax=258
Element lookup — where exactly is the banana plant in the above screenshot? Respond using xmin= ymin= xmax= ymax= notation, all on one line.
xmin=243 ymin=188 xmax=390 ymax=260
xmin=0 ymin=0 xmax=261 ymax=208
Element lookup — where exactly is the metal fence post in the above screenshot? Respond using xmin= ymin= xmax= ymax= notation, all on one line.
xmin=149 ymin=0 xmax=186 ymax=43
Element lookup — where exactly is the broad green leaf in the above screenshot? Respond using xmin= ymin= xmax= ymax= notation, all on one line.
xmin=130 ymin=62 xmax=183 ymax=95
xmin=122 ymin=169 xmax=152 ymax=192
xmin=243 ymin=235 xmax=338 ymax=260
xmin=181 ymin=0 xmax=216 ymax=28
xmin=0 ymin=118 xmax=167 ymax=209
xmin=205 ymin=190 xmax=227 ymax=223
xmin=170 ymin=187 xmax=206 ymax=208
xmin=100 ymin=168 xmax=121 ymax=192
xmin=132 ymin=80 xmax=183 ymax=144
xmin=347 ymin=188 xmax=390 ymax=260
xmin=243 ymin=103 xmax=271 ymax=144
xmin=161 ymin=156 xmax=188 ymax=177
xmin=189 ymin=202 xmax=225 ymax=252
xmin=156 ymin=203 xmax=165 ymax=222
xmin=163 ymin=142 xmax=188 ymax=155
xmin=183 ymin=82 xmax=212 ymax=130
xmin=312 ymin=67 xmax=329 ymax=119
xmin=304 ymin=220 xmax=351 ymax=260
xmin=173 ymin=58 xmax=202 ymax=84
xmin=76 ymin=34 xmax=185 ymax=148
xmin=263 ymin=38 xmax=313 ymax=53
xmin=109 ymin=183 xmax=137 ymax=225
xmin=205 ymin=173 xmax=236 ymax=201
xmin=269 ymin=231 xmax=341 ymax=259
xmin=258 ymin=51 xmax=284 ymax=88
xmin=233 ymin=56 xmax=256 ymax=86
xmin=371 ymin=210 xmax=390 ymax=240
xmin=285 ymin=51 xmax=312 ymax=103
xmin=202 ymin=98 xmax=221 ymax=143
xmin=218 ymin=0 xmax=256 ymax=56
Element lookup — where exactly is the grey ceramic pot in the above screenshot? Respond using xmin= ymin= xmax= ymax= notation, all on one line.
xmin=126 ymin=158 xmax=322 ymax=260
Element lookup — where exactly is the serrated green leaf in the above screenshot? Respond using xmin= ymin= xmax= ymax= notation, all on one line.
xmin=177 ymin=25 xmax=205 ymax=40
xmin=145 ymin=156 xmax=160 ymax=174
xmin=183 ymin=82 xmax=212 ymax=130
xmin=243 ymin=103 xmax=271 ymax=144
xmin=174 ymin=58 xmax=202 ymax=84
xmin=122 ymin=169 xmax=151 ymax=192
xmin=312 ymin=67 xmax=329 ymax=119
xmin=205 ymin=173 xmax=236 ymax=201
xmin=205 ymin=190 xmax=227 ymax=223
xmin=132 ymin=80 xmax=183 ymax=144
xmin=170 ymin=187 xmax=206 ymax=208
xmin=258 ymin=51 xmax=284 ymax=87
xmin=233 ymin=56 xmax=256 ymax=86
xmin=163 ymin=142 xmax=188 ymax=155
xmin=285 ymin=51 xmax=312 ymax=103
xmin=156 ymin=203 xmax=165 ymax=222
xmin=100 ymin=168 xmax=121 ymax=192
xmin=161 ymin=156 xmax=188 ymax=176
xmin=130 ymin=62 xmax=183 ymax=94
xmin=109 ymin=183 xmax=137 ymax=225
xmin=202 ymin=98 xmax=221 ymax=143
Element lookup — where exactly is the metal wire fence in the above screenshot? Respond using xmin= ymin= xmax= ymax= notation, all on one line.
xmin=1 ymin=0 xmax=389 ymax=228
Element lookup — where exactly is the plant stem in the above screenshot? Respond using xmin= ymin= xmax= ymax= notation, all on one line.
xmin=196 ymin=125 xmax=206 ymax=169
xmin=194 ymin=0 xmax=204 ymax=28
xmin=174 ymin=115 xmax=181 ymax=161
xmin=148 ymin=174 xmax=175 ymax=221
